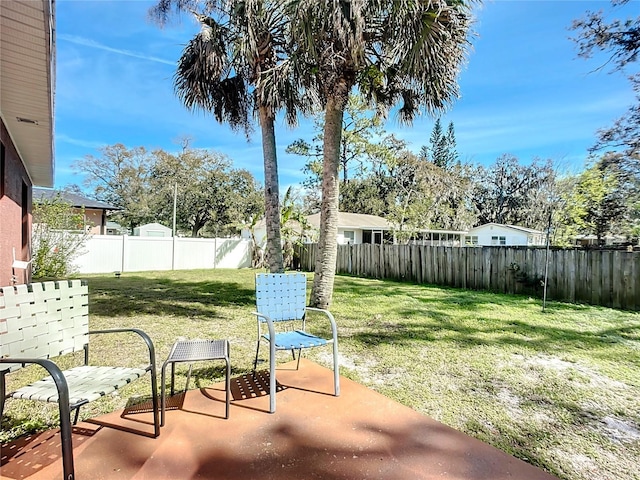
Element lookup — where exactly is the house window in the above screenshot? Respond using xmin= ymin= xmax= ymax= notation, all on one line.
xmin=466 ymin=236 xmax=478 ymax=246
xmin=22 ymin=181 xmax=29 ymax=251
xmin=343 ymin=231 xmax=355 ymax=244
xmin=362 ymin=230 xmax=384 ymax=244
xmin=491 ymin=236 xmax=506 ymax=246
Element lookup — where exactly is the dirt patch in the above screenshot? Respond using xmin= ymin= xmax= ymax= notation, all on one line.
xmin=514 ymin=354 xmax=628 ymax=390
xmin=600 ymin=416 xmax=640 ymax=443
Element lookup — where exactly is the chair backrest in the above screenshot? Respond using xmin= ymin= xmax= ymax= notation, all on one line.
xmin=0 ymin=280 xmax=89 ymax=372
xmin=255 ymin=273 xmax=307 ymax=322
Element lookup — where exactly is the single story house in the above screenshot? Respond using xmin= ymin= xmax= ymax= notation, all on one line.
xmin=464 ymin=223 xmax=546 ymax=247
xmin=243 ymin=212 xmax=394 ymax=246
xmin=33 ymin=188 xmax=119 ymax=235
xmin=306 ymin=212 xmax=394 ymax=245
xmin=0 ymin=0 xmax=55 ymax=285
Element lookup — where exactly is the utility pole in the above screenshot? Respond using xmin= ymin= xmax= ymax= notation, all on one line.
xmin=172 ymin=182 xmax=177 ymax=237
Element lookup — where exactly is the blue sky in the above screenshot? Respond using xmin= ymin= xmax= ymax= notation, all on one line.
xmin=54 ymin=0 xmax=637 ymax=192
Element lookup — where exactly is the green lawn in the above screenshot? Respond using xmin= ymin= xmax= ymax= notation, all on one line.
xmin=2 ymin=269 xmax=639 ymax=480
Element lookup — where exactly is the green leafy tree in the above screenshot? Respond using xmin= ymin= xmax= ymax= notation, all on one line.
xmin=290 ymin=0 xmax=476 ymax=307
xmin=73 ymin=144 xmax=155 ymax=231
xmin=572 ymin=0 xmax=640 ymax=159
xmin=339 ymin=173 xmax=394 ymax=217
xmin=32 ymin=193 xmax=89 ymax=279
xmin=471 ymin=155 xmax=556 ymax=229
xmin=562 ymin=161 xmax=628 ymax=244
xmin=151 ymin=148 xmax=263 ymax=237
xmin=280 ymin=187 xmax=312 ymax=268
xmin=420 ymin=119 xmax=458 ymax=169
xmin=151 ymin=0 xmax=306 ymax=273
xmin=287 ymin=94 xmax=391 ymax=185
xmin=288 ymin=94 xmax=406 ymax=213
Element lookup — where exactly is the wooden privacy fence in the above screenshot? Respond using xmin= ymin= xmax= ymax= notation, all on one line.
xmin=295 ymin=244 xmax=640 ymax=311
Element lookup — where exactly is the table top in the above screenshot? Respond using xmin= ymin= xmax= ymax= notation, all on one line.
xmin=166 ymin=339 xmax=228 ymax=363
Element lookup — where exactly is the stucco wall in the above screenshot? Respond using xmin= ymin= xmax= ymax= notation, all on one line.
xmin=0 ymin=117 xmax=33 ymax=286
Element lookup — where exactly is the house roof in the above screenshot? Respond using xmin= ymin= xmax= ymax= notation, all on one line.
xmin=33 ymin=187 xmax=119 ymax=210
xmin=135 ymin=222 xmax=171 ymax=230
xmin=0 ymin=0 xmax=55 ymax=187
xmin=468 ymin=223 xmax=544 ymax=235
xmin=306 ymin=212 xmax=393 ymax=230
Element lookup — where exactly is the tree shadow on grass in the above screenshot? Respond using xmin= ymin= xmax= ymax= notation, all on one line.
xmin=333 ymin=276 xmax=640 ymax=361
xmin=81 ymin=274 xmax=255 ymax=319
xmin=349 ymin=313 xmax=640 ymax=365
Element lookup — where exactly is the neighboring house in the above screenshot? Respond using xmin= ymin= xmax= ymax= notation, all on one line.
xmin=306 ymin=212 xmax=394 ymax=245
xmin=133 ymin=222 xmax=172 ymax=237
xmin=244 ymin=212 xmax=393 ymax=246
xmin=0 ymin=1 xmax=55 ymax=285
xmin=33 ymin=188 xmax=119 ymax=235
xmin=407 ymin=229 xmax=467 ymax=247
xmin=464 ymin=223 xmax=546 ymax=247
xmin=573 ymin=234 xmax=627 ymax=247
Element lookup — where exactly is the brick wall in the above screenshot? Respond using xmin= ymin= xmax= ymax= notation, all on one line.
xmin=0 ymin=117 xmax=33 ymax=286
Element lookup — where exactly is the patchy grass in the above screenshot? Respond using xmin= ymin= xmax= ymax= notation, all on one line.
xmin=2 ymin=269 xmax=639 ymax=480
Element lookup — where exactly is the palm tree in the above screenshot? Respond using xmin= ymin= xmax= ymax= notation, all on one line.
xmin=151 ymin=0 xmax=306 ymax=272
xmin=288 ymin=0 xmax=477 ymax=308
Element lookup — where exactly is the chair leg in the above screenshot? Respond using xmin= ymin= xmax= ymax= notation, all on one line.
xmin=72 ymin=406 xmax=81 ymax=425
xmin=149 ymin=365 xmax=160 ymax=437
xmin=296 ymin=349 xmax=302 ymax=370
xmin=333 ymin=341 xmax=340 ymax=397
xmin=160 ymin=359 xmax=169 ymax=427
xmin=0 ymin=371 xmax=6 ymax=420
xmin=269 ymin=339 xmax=276 ymax=414
xmin=225 ymin=354 xmax=231 ymax=419
xmin=253 ymin=340 xmax=261 ymax=372
xmin=184 ymin=364 xmax=193 ymax=392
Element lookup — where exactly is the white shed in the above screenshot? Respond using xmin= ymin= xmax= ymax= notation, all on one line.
xmin=133 ymin=222 xmax=172 ymax=237
xmin=465 ymin=223 xmax=546 ymax=246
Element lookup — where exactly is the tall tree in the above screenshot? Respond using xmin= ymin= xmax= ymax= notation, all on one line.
xmin=151 ymin=148 xmax=262 ymax=237
xmin=561 ymin=160 xmax=628 ymax=244
xmin=73 ymin=144 xmax=155 ymax=230
xmin=151 ymin=0 xmax=305 ymax=272
xmin=288 ymin=93 xmax=406 ymax=213
xmin=471 ymin=155 xmax=556 ymax=229
xmin=572 ymin=0 xmax=639 ymax=159
xmin=287 ymin=94 xmax=390 ymax=185
xmin=421 ymin=119 xmax=458 ymax=169
xmin=290 ymin=0 xmax=476 ymax=308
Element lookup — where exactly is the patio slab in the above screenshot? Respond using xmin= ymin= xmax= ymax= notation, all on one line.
xmin=1 ymin=359 xmax=558 ymax=480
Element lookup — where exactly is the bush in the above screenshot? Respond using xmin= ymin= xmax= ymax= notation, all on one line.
xmin=32 ymin=194 xmax=89 ymax=278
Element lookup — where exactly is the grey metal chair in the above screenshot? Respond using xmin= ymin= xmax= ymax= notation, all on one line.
xmin=252 ymin=272 xmax=339 ymax=413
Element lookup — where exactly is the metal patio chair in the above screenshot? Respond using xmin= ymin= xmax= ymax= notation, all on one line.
xmin=253 ymin=273 xmax=340 ymax=413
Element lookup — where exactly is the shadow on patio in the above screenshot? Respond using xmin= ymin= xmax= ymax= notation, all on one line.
xmin=1 ymin=360 xmax=558 ymax=480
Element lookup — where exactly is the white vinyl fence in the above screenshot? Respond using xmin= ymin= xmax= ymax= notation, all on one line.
xmin=73 ymin=235 xmax=252 ymax=274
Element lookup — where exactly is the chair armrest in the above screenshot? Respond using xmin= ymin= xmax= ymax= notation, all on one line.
xmin=304 ymin=307 xmax=339 ymax=340
xmin=87 ymin=328 xmax=157 ymax=371
xmin=253 ymin=312 xmax=277 ymax=339
xmin=0 ymin=358 xmax=75 ymax=477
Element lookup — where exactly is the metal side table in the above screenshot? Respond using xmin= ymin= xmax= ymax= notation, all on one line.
xmin=161 ymin=339 xmax=230 ymax=426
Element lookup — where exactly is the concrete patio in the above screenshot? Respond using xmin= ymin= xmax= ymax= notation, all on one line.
xmin=1 ymin=359 xmax=558 ymax=480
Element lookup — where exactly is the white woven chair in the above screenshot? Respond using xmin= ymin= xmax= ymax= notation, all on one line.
xmin=0 ymin=280 xmax=159 ymax=480
xmin=252 ymin=273 xmax=339 ymax=413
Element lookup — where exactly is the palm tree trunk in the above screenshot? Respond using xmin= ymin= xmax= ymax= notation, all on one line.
xmin=259 ymin=105 xmax=284 ymax=273
xmin=311 ymin=94 xmax=345 ymax=308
